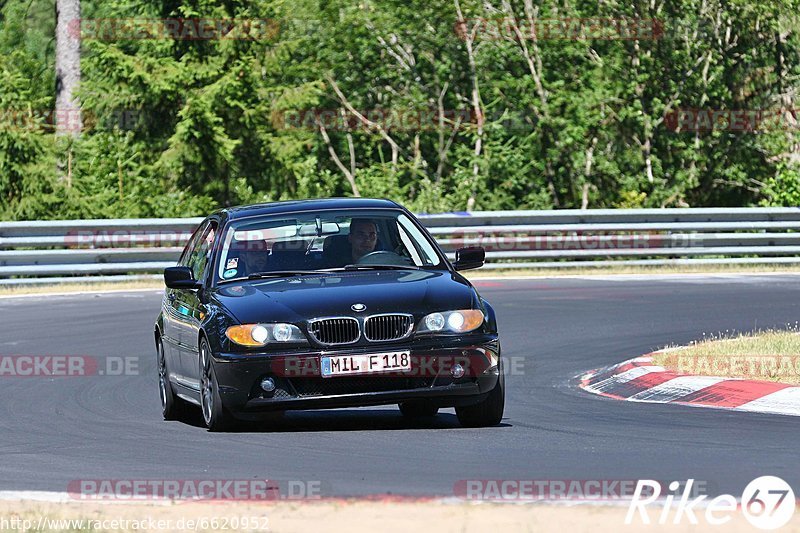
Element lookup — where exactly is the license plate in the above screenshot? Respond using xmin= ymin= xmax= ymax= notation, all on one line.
xmin=321 ymin=351 xmax=411 ymax=378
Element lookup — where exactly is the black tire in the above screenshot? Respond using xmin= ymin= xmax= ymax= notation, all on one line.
xmin=399 ymin=401 xmax=439 ymax=418
xmin=456 ymin=362 xmax=505 ymax=428
xmin=158 ymin=338 xmax=185 ymax=420
xmin=199 ymin=337 xmax=233 ymax=432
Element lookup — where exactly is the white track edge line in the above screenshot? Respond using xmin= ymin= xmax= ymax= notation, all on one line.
xmin=0 ymin=288 xmax=164 ymax=300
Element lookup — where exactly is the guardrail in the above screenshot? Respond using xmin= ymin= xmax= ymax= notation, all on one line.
xmin=2 ymin=207 xmax=800 ymax=283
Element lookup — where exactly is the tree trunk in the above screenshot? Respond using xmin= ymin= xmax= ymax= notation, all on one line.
xmin=55 ymin=0 xmax=82 ymax=136
xmin=454 ymin=0 xmax=484 ymax=212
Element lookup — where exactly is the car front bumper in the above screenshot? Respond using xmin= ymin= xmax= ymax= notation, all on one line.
xmin=211 ymin=335 xmax=501 ymax=416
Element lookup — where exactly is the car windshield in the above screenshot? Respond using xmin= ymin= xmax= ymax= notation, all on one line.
xmin=216 ymin=210 xmax=443 ymax=282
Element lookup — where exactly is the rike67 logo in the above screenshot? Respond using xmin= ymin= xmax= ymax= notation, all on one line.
xmin=626 ymin=476 xmax=795 ymax=530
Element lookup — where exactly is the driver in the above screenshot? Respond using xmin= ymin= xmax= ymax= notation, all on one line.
xmin=348 ymin=218 xmax=378 ymax=263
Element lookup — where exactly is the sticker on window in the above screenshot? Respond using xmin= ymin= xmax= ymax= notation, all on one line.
xmin=223 ymin=268 xmax=238 ymax=279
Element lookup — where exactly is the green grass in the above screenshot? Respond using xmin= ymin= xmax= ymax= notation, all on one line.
xmin=653 ymin=328 xmax=800 ymax=385
xmin=0 ymin=280 xmax=163 ymax=297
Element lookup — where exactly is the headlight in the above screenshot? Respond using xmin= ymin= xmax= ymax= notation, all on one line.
xmin=425 ymin=313 xmax=445 ymax=331
xmin=272 ymin=323 xmax=293 ymax=342
xmin=418 ymin=310 xmax=484 ymax=334
xmin=251 ymin=325 xmax=269 ymax=344
xmin=226 ymin=323 xmax=307 ymax=346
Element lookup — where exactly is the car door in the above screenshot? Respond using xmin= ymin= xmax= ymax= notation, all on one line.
xmin=178 ymin=219 xmax=218 ymax=387
xmin=162 ymin=225 xmax=203 ymax=386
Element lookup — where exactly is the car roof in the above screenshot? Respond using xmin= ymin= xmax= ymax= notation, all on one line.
xmin=217 ymin=198 xmax=403 ymax=221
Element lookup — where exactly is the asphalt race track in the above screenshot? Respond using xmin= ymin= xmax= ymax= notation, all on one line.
xmin=1 ymin=275 xmax=798 ymax=498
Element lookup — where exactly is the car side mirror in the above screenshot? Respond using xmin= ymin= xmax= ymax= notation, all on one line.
xmin=164 ymin=266 xmax=201 ymax=289
xmin=453 ymin=247 xmax=485 ymax=271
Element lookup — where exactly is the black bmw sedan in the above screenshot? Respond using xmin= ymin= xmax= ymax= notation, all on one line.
xmin=155 ymin=198 xmax=504 ymax=431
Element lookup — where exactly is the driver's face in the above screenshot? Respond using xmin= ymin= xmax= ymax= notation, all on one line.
xmin=349 ymin=222 xmax=378 ymax=259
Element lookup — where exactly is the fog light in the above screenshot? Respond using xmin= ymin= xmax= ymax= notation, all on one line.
xmin=451 ymin=363 xmax=465 ymax=379
xmin=261 ymin=377 xmax=276 ymax=392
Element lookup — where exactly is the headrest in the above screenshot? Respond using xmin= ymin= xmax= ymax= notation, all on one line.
xmin=323 ymin=234 xmax=350 ymax=253
xmin=229 ymin=238 xmax=270 ymax=252
xmin=272 ymin=239 xmax=308 ymax=253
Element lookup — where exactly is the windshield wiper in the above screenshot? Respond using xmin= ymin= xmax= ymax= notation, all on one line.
xmin=247 ymin=270 xmax=324 ymax=279
xmin=341 ymin=264 xmax=420 ymax=271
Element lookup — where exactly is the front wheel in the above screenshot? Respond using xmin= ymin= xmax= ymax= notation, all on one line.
xmin=199 ymin=337 xmax=233 ymax=432
xmin=455 ymin=362 xmax=505 ymax=428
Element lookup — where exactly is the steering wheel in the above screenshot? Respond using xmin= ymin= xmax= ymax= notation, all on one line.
xmin=356 ymin=251 xmax=411 ymax=266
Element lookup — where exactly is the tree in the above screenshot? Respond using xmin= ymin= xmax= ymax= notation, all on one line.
xmin=55 ymin=0 xmax=81 ymax=189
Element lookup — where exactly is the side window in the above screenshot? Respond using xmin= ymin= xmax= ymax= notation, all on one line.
xmin=178 ymin=226 xmax=203 ymax=267
xmin=186 ymin=222 xmax=217 ymax=282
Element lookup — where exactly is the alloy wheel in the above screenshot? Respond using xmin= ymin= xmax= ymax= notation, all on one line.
xmin=200 ymin=341 xmax=214 ymax=426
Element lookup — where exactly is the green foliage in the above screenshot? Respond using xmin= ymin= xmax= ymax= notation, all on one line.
xmin=1 ymin=0 xmax=800 ymax=219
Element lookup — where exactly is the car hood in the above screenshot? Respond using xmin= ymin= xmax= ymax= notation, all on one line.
xmin=209 ymin=270 xmax=477 ymax=324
